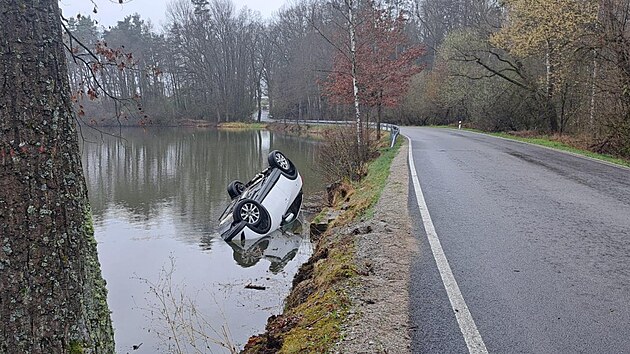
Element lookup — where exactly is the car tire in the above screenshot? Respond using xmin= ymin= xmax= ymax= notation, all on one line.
xmin=227 ymin=180 xmax=245 ymax=199
xmin=233 ymin=199 xmax=270 ymax=234
xmin=268 ymin=150 xmax=292 ymax=172
xmin=268 ymin=150 xmax=297 ymax=179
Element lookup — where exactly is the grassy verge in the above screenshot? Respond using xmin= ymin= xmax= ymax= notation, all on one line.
xmin=424 ymin=124 xmax=630 ymax=167
xmin=334 ymin=139 xmax=403 ymax=224
xmin=217 ymin=122 xmax=268 ymax=130
xmin=214 ymin=121 xmax=339 ymax=139
xmin=243 ymin=137 xmax=403 ymax=354
xmin=463 ymin=129 xmax=630 ymax=168
xmin=266 ymin=122 xmax=339 ymax=140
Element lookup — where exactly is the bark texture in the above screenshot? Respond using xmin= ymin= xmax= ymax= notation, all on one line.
xmin=0 ymin=1 xmax=115 ymax=353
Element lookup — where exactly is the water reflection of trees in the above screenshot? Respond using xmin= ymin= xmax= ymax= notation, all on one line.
xmin=81 ymin=128 xmax=321 ymax=239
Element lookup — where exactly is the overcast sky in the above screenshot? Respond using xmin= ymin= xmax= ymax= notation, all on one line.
xmin=59 ymin=0 xmax=287 ymax=29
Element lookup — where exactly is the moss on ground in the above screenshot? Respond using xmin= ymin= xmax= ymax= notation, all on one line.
xmin=280 ymin=289 xmax=349 ymax=353
xmin=69 ymin=340 xmax=84 ymax=354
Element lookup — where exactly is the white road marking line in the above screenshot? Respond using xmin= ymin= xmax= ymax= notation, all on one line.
xmin=406 ymin=136 xmax=489 ymax=354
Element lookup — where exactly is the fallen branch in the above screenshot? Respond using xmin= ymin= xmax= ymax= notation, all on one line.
xmin=245 ymin=284 xmax=267 ymax=291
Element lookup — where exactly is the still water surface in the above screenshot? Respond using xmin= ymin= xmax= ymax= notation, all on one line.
xmin=81 ymin=128 xmax=322 ymax=353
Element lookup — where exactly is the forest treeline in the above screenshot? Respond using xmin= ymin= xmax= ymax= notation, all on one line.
xmin=65 ymin=0 xmax=630 ymax=157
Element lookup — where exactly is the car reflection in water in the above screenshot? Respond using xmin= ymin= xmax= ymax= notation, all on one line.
xmin=228 ymin=219 xmax=304 ymax=274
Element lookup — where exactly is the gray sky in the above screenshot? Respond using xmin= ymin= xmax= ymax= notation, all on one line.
xmin=59 ymin=0 xmax=287 ymax=29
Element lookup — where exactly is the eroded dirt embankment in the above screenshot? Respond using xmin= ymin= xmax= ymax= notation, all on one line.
xmin=243 ymin=141 xmax=418 ymax=353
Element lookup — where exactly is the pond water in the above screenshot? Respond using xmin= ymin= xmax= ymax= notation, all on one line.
xmin=80 ymin=128 xmax=322 ymax=353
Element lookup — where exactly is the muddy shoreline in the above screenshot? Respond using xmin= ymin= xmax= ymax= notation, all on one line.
xmin=242 ymin=141 xmax=416 ymax=353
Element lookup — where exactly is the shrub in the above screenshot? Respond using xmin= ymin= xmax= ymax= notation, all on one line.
xmin=318 ymin=127 xmax=374 ymax=183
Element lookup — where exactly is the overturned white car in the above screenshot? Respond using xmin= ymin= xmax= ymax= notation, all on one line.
xmin=218 ymin=150 xmax=303 ymax=242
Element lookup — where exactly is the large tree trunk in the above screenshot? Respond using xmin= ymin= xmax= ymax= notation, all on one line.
xmin=0 ymin=1 xmax=115 ymax=353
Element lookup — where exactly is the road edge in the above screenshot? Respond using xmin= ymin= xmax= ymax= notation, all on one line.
xmin=334 ymin=139 xmax=418 ymax=353
xmin=406 ymin=134 xmax=489 ymax=354
xmin=453 ymin=128 xmax=630 ymax=171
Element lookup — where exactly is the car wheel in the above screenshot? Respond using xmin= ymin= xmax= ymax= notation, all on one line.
xmin=234 ymin=199 xmax=271 ymax=234
xmin=227 ymin=180 xmax=245 ymax=199
xmin=268 ymin=150 xmax=292 ymax=172
xmin=234 ymin=198 xmax=263 ymax=225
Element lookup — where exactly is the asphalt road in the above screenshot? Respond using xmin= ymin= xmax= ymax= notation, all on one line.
xmin=402 ymin=127 xmax=630 ymax=353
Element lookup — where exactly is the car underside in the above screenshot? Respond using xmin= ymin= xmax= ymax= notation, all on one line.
xmin=218 ymin=150 xmax=303 ymax=242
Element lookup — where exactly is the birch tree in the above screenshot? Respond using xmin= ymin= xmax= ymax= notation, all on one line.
xmin=324 ymin=0 xmax=424 ymax=140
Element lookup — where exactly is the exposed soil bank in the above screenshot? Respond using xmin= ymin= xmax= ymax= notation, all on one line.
xmin=242 ymin=141 xmax=416 ymax=353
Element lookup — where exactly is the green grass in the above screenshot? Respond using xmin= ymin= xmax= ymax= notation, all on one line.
xmin=469 ymin=130 xmax=630 ymax=168
xmin=357 ymin=139 xmax=403 ymax=219
xmin=281 ymin=289 xmax=350 ymax=353
xmin=217 ymin=122 xmax=268 ymax=130
xmin=332 ymin=138 xmax=402 ymax=223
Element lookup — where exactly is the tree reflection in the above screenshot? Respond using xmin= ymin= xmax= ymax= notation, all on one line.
xmin=80 ymin=128 xmax=321 ymax=244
